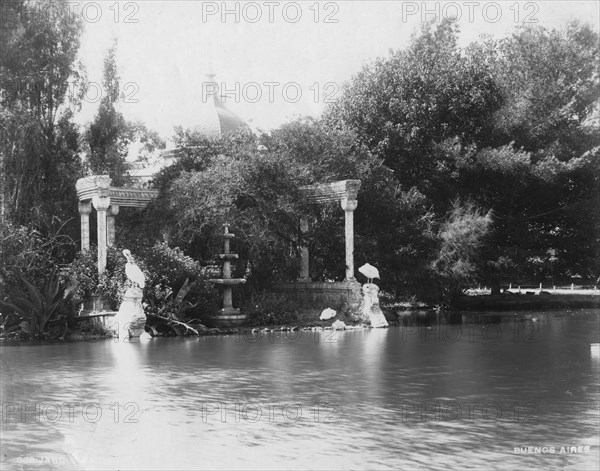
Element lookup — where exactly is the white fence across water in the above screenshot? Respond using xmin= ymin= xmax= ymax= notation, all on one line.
xmin=465 ymin=284 xmax=599 ymax=296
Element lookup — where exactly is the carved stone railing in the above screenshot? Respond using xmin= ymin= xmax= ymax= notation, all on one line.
xmin=301 ymin=179 xmax=361 ymax=204
xmin=76 ymin=175 xmax=159 ymax=208
xmin=76 ymin=175 xmax=160 ymax=274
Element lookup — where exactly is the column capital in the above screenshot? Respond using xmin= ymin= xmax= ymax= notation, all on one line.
xmin=92 ymin=195 xmax=110 ymax=211
xmin=108 ymin=204 xmax=120 ymax=216
xmin=341 ymin=198 xmax=358 ymax=212
xmin=78 ymin=201 xmax=92 ymax=215
xmin=299 ymin=217 xmax=309 ymax=232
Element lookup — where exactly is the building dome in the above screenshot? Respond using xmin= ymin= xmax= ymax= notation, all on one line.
xmin=193 ymin=73 xmax=249 ymax=138
xmin=128 ymin=73 xmax=250 ymax=185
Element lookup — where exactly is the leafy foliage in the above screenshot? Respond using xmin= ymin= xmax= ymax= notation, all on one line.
xmin=474 ymin=22 xmax=600 ymax=159
xmin=0 ymin=269 xmax=73 ymax=340
xmin=431 ymin=200 xmax=493 ymax=305
xmin=68 ymin=244 xmax=217 ymax=320
xmin=66 ymin=246 xmax=128 ymax=309
xmin=148 ymin=123 xmax=374 ymax=287
xmin=0 ymin=0 xmax=85 ymax=235
xmin=324 ymin=18 xmax=503 ymax=192
xmin=144 ymin=278 xmax=198 ymax=322
xmin=243 ymin=292 xmax=300 ymax=327
xmin=85 ymin=40 xmax=131 ymax=185
xmin=138 ymin=242 xmax=218 ymax=321
xmin=325 ymin=18 xmax=600 ymax=286
xmin=0 ymin=220 xmax=75 ymax=299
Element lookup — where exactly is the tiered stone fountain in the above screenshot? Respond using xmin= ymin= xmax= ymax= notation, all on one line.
xmin=209 ymin=224 xmax=247 ymax=326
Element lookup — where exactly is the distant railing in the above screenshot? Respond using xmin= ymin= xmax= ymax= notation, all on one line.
xmin=465 ymin=284 xmax=599 ymax=296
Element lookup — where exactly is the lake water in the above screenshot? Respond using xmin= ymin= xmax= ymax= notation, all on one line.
xmin=1 ymin=309 xmax=599 ymax=470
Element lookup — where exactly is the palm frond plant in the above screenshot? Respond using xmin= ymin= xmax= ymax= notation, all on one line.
xmin=0 ymin=270 xmax=73 ymax=340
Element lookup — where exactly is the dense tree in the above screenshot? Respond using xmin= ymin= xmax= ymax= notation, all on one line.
xmin=128 ymin=121 xmax=167 ymax=164
xmin=431 ymin=200 xmax=493 ymax=305
xmin=137 ymin=120 xmax=438 ymax=296
xmin=472 ymin=22 xmax=600 ymax=159
xmin=149 ymin=123 xmax=371 ymax=287
xmin=325 ymin=19 xmax=600 ymax=284
xmin=85 ymin=41 xmax=166 ymax=188
xmin=324 ymin=18 xmax=503 ymax=197
xmin=85 ymin=40 xmax=131 ymax=185
xmin=463 ymin=23 xmax=600 ymax=281
xmin=0 ymin=0 xmax=85 ymax=244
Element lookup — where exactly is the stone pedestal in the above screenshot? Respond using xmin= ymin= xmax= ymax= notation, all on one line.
xmin=361 ymin=283 xmax=388 ymax=328
xmin=111 ymin=286 xmax=146 ymax=338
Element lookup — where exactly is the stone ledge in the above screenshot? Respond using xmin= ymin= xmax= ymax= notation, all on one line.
xmin=301 ymin=179 xmax=361 ymax=204
xmin=271 ymin=280 xmax=362 ymax=309
xmin=76 ymin=175 xmax=159 ymax=208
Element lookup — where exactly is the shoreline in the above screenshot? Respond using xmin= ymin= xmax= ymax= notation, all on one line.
xmin=2 ymin=307 xmax=599 ymax=345
xmin=2 ymin=294 xmax=598 ymax=344
xmin=453 ymin=293 xmax=600 ymax=311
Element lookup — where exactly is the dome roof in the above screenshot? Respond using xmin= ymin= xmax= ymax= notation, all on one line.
xmin=193 ymin=74 xmax=249 ymax=138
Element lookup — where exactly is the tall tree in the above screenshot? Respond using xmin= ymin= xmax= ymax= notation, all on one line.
xmin=431 ymin=199 xmax=493 ymax=305
xmin=85 ymin=40 xmax=130 ymax=185
xmin=0 ymin=0 xmax=85 ymax=236
xmin=325 ymin=19 xmax=600 ymax=284
xmin=463 ymin=22 xmax=600 ymax=281
xmin=143 ymin=120 xmax=436 ymax=295
xmin=473 ymin=22 xmax=600 ymax=160
xmin=324 ymin=18 xmax=503 ymax=198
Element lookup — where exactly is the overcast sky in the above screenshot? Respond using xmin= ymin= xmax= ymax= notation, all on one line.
xmin=72 ymin=1 xmax=599 ymax=141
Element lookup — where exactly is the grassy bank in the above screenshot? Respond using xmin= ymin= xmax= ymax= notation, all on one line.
xmin=453 ymin=292 xmax=600 ymax=311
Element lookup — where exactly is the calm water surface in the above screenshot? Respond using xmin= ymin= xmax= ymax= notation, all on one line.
xmin=1 ymin=309 xmax=599 ymax=470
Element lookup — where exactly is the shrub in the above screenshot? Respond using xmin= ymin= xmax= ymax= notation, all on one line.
xmin=138 ymin=242 xmax=218 ymax=322
xmin=243 ymin=292 xmax=300 ymax=326
xmin=65 ymin=243 xmax=219 ymax=321
xmin=430 ymin=199 xmax=493 ymax=307
xmin=0 ymin=221 xmax=73 ymax=300
xmin=65 ymin=246 xmax=128 ymax=309
xmin=0 ymin=269 xmax=74 ymax=340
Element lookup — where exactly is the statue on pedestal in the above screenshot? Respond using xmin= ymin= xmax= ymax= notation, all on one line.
xmin=359 ymin=263 xmax=389 ymax=328
xmin=112 ymin=249 xmax=147 ymax=338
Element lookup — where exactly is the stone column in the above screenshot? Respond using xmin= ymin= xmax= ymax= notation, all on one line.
xmin=341 ymin=198 xmax=358 ymax=281
xmin=107 ymin=204 xmax=119 ymax=247
xmin=92 ymin=195 xmax=111 ymax=274
xmin=78 ymin=202 xmax=92 ymax=251
xmin=299 ymin=217 xmax=310 ymax=281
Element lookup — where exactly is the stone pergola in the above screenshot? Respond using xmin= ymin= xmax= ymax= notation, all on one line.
xmin=273 ymin=179 xmax=362 ymax=308
xmin=300 ymin=179 xmax=361 ymax=281
xmin=76 ymin=175 xmax=362 ymax=308
xmin=76 ymin=175 xmax=159 ymax=274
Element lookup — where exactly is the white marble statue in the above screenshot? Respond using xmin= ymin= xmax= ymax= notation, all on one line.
xmin=359 ymin=263 xmax=380 ymax=284
xmin=362 ymin=283 xmax=389 ymax=328
xmin=112 ymin=249 xmax=147 ymax=338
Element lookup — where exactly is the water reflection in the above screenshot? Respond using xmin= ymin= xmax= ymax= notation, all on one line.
xmin=1 ymin=309 xmax=598 ymax=470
